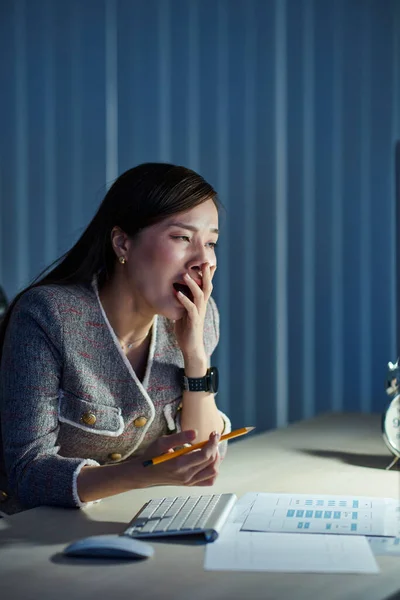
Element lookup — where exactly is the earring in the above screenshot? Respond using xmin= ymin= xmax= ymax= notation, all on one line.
xmin=118 ymin=256 xmax=126 ymax=265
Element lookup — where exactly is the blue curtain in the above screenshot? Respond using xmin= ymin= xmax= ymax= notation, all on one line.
xmin=0 ymin=0 xmax=399 ymax=430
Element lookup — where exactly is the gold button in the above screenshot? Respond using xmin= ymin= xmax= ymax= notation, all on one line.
xmin=109 ymin=453 xmax=122 ymax=461
xmin=134 ymin=416 xmax=147 ymax=428
xmin=0 ymin=490 xmax=8 ymax=502
xmin=81 ymin=412 xmax=97 ymax=426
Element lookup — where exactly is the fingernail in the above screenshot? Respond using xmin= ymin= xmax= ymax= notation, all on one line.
xmin=184 ymin=273 xmax=191 ymax=280
xmin=213 ymin=431 xmax=220 ymax=441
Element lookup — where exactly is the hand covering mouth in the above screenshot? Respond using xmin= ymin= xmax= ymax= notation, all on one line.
xmin=173 ymin=277 xmax=202 ymax=302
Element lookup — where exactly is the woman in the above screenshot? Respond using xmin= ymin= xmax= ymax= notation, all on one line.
xmin=0 ymin=163 xmax=230 ymax=514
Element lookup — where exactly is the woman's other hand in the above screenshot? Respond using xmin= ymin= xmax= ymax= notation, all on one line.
xmin=136 ymin=429 xmax=221 ymax=487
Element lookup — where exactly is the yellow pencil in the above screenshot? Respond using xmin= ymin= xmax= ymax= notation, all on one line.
xmin=142 ymin=426 xmax=255 ymax=467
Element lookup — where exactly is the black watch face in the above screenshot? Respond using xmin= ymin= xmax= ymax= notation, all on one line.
xmin=209 ymin=366 xmax=219 ymax=393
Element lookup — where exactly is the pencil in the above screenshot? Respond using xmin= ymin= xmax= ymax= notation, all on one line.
xmin=142 ymin=426 xmax=255 ymax=467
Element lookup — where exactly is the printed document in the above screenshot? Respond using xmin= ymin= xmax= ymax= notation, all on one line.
xmin=239 ymin=492 xmax=396 ymax=537
xmin=368 ymin=502 xmax=400 ymax=555
xmin=204 ymin=523 xmax=379 ymax=573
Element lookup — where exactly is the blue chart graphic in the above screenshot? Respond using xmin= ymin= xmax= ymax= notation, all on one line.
xmin=287 ymin=508 xmax=364 ymax=532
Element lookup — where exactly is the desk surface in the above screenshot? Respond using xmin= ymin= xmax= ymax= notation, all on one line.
xmin=1 ymin=413 xmax=399 ymax=600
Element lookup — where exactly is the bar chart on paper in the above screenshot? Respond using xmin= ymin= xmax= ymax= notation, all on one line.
xmin=239 ymin=493 xmax=396 ymax=537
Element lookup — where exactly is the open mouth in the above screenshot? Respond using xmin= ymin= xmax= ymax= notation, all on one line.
xmin=173 ymin=283 xmax=193 ymax=302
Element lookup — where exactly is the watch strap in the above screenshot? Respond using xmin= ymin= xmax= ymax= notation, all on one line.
xmin=180 ymin=368 xmax=210 ymax=392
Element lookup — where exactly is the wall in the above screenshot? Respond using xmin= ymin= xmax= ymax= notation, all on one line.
xmin=0 ymin=0 xmax=399 ymax=431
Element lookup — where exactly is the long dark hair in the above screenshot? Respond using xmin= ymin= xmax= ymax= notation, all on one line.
xmin=0 ymin=163 xmax=218 ymax=362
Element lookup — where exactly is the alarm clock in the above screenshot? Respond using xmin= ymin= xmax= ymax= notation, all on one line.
xmin=383 ymin=359 xmax=400 ymax=470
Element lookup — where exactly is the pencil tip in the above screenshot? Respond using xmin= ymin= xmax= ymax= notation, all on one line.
xmin=246 ymin=426 xmax=255 ymax=431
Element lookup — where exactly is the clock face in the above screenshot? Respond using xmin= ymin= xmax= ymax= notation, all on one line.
xmin=383 ymin=395 xmax=400 ymax=457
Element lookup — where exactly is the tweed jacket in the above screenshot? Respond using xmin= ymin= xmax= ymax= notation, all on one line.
xmin=0 ymin=280 xmax=230 ymax=514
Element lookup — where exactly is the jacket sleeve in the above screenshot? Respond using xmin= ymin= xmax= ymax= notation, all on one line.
xmin=0 ymin=288 xmax=99 ymax=509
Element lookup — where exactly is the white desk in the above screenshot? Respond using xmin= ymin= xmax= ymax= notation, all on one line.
xmin=1 ymin=413 xmax=399 ymax=600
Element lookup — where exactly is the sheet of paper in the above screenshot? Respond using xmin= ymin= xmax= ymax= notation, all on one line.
xmin=204 ymin=522 xmax=380 ymax=573
xmin=368 ymin=536 xmax=400 ymax=555
xmin=239 ymin=492 xmax=396 ymax=537
xmin=368 ymin=502 xmax=400 ymax=555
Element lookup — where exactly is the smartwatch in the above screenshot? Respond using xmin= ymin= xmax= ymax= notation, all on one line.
xmin=180 ymin=366 xmax=219 ymax=393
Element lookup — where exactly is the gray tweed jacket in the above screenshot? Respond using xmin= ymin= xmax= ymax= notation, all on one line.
xmin=0 ymin=280 xmax=229 ymax=514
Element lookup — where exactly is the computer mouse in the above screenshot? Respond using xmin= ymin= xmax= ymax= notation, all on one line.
xmin=63 ymin=534 xmax=154 ymax=559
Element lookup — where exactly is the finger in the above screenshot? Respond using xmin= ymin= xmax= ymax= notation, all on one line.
xmin=188 ymin=455 xmax=220 ymax=486
xmin=176 ymin=432 xmax=220 ymax=470
xmin=180 ymin=453 xmax=218 ymax=486
xmin=183 ymin=272 xmax=204 ymax=305
xmin=155 ymin=429 xmax=197 ymax=453
xmin=191 ymin=479 xmax=217 ymax=487
xmin=175 ymin=446 xmax=215 ymax=472
xmin=176 ymin=289 xmax=198 ymax=318
xmin=200 ymin=430 xmax=220 ymax=458
xmin=201 ymin=263 xmax=213 ymax=300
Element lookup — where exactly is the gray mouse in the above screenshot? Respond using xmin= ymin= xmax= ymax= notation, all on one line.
xmin=63 ymin=534 xmax=154 ymax=559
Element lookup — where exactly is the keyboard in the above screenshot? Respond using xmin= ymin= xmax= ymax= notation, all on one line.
xmin=123 ymin=493 xmax=237 ymax=542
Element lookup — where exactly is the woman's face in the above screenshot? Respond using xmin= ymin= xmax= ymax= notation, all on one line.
xmin=125 ymin=198 xmax=219 ymax=320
